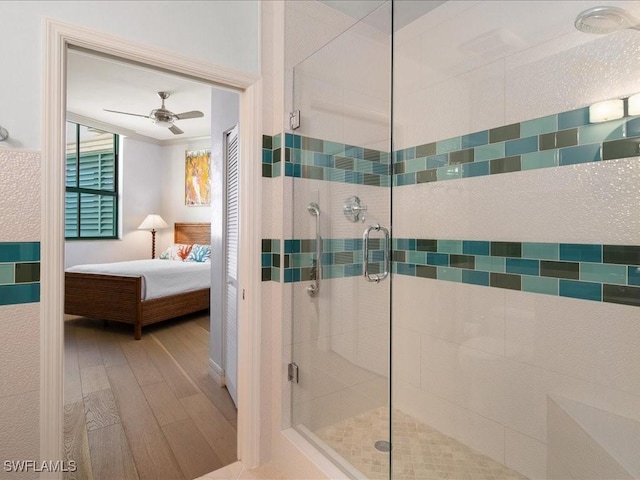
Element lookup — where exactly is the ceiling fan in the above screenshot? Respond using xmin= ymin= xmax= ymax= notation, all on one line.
xmin=103 ymin=91 xmax=204 ymax=135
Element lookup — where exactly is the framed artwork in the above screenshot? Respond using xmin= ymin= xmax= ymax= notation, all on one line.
xmin=185 ymin=149 xmax=211 ymax=206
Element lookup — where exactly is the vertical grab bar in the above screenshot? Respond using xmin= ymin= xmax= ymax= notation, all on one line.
xmin=363 ymin=223 xmax=390 ymax=283
xmin=307 ymin=203 xmax=321 ymax=296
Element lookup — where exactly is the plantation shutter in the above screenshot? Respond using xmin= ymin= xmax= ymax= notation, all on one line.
xmin=224 ymin=125 xmax=239 ymax=406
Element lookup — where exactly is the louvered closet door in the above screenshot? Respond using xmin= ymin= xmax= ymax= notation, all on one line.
xmin=224 ymin=125 xmax=239 ymax=406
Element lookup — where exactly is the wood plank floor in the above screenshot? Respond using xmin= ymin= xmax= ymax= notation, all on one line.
xmin=64 ymin=312 xmax=237 ymax=480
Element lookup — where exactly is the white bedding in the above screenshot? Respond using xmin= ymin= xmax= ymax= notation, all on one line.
xmin=66 ymin=259 xmax=211 ymax=300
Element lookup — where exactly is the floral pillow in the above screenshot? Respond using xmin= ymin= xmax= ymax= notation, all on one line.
xmin=158 ymin=243 xmax=193 ymax=261
xmin=186 ymin=244 xmax=211 ymax=263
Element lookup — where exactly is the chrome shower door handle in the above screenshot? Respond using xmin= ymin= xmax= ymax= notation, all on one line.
xmin=363 ymin=223 xmax=390 ymax=283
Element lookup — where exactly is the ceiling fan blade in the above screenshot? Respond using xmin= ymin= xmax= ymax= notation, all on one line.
xmin=103 ymin=109 xmax=149 ymax=119
xmin=169 ymin=125 xmax=184 ymax=135
xmin=174 ymin=110 xmax=204 ymax=120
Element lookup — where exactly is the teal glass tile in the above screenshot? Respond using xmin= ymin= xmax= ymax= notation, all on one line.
xmin=475 ymin=256 xmax=506 ymax=273
xmin=628 ymin=266 xmax=640 ymax=286
xmin=558 ymin=107 xmax=590 ymax=130
xmin=324 ymin=168 xmax=345 ymax=182
xmin=396 ymin=172 xmax=416 ymax=186
xmin=559 ymin=243 xmax=602 ymax=263
xmin=395 ymin=239 xmax=416 ymax=250
xmin=521 ymin=150 xmax=557 ymax=171
xmin=522 ymin=242 xmax=559 ymax=260
xmin=559 ymin=279 xmax=602 ymax=301
xmin=522 ymin=276 xmax=559 ymax=295
xmin=344 ymin=171 xmax=364 ymax=184
xmin=290 ymin=253 xmax=314 ymax=268
xmin=426 ymin=154 xmax=448 ymax=169
xmin=462 ymin=270 xmax=489 ymax=286
xmin=285 ymin=133 xmax=295 ymax=148
xmin=437 ymin=267 xmax=462 ymax=283
xmin=475 ymin=142 xmax=505 ymax=162
xmin=404 ymin=157 xmax=427 ymax=174
xmin=397 ymin=263 xmax=415 ymax=276
xmin=463 ymin=240 xmax=490 ymax=256
xmin=427 ymin=252 xmax=449 ymax=266
xmin=506 ymin=258 xmax=539 ymax=276
xmin=407 ymin=251 xmax=427 ymax=265
xmin=290 ymin=149 xmax=301 ymax=164
xmin=272 ymin=267 xmax=281 ymax=282
xmin=462 ymin=161 xmax=489 ymax=178
xmin=436 ymin=165 xmax=461 ymax=181
xmin=559 ymin=144 xmax=601 ymax=166
xmin=323 ymin=265 xmax=345 ymax=279
xmin=323 ymin=141 xmax=344 ymax=155
xmin=271 ymin=239 xmax=280 ymax=252
xmin=461 ymin=131 xmax=488 ymax=148
xmin=0 ymin=283 xmax=40 ymax=305
xmin=301 ymin=150 xmax=315 ymax=165
xmin=0 ymin=242 xmax=40 ymax=262
xmin=521 ymin=115 xmax=558 ymax=136
xmin=356 ymin=159 xmax=374 ymax=173
xmin=579 ymin=119 xmax=625 ymax=144
xmin=580 ymin=263 xmax=626 ymax=285
xmin=313 ymin=153 xmax=333 ymax=168
xmin=436 ymin=137 xmax=462 ymax=154
xmin=0 ymin=264 xmax=14 ymax=285
xmin=379 ymin=175 xmax=391 ymax=187
xmin=262 ymin=149 xmax=273 ymax=164
xmin=261 ymin=253 xmax=271 ymax=268
xmin=272 ymin=162 xmax=281 ymax=177
xmin=627 ymin=117 xmax=640 ymax=136
xmin=505 ymin=136 xmax=538 ymax=156
xmin=438 ymin=240 xmax=462 ymax=254
xmin=345 ymin=145 xmax=363 ymax=159
xmin=272 ymin=134 xmax=281 ymax=149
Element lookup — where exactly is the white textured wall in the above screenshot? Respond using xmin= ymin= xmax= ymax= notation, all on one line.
xmin=0 ymin=151 xmax=40 ymax=478
xmin=393 ymin=1 xmax=640 ymax=479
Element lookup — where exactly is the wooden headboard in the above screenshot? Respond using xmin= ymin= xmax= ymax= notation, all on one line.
xmin=174 ymin=222 xmax=211 ymax=245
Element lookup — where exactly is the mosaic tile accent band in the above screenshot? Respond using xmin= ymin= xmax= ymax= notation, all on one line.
xmin=0 ymin=242 xmax=41 ymax=305
xmin=394 ymin=238 xmax=640 ymax=307
xmin=262 ymin=134 xmax=282 ymax=178
xmin=280 ymin=133 xmax=391 ymax=186
xmin=261 ymin=238 xmax=281 ymax=282
xmin=283 ymin=238 xmax=385 ymax=283
xmin=393 ymin=103 xmax=640 ymax=186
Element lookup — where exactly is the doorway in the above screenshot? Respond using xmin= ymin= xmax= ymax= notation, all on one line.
xmin=41 ymin=19 xmax=262 ymax=475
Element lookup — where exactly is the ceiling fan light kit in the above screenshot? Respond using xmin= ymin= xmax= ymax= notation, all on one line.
xmin=103 ymin=91 xmax=204 ymax=135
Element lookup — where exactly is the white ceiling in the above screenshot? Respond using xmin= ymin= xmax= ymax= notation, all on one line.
xmin=66 ymin=49 xmax=214 ymax=145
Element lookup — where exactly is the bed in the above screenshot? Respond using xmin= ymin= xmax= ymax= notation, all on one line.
xmin=65 ymin=222 xmax=211 ymax=339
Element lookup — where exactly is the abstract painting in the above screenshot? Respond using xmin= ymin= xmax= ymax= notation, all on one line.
xmin=185 ymin=149 xmax=211 ymax=206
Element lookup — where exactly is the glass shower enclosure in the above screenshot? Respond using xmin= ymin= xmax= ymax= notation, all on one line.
xmin=286 ymin=1 xmax=640 ymax=479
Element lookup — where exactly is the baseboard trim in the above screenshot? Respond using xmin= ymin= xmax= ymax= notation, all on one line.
xmin=208 ymin=358 xmax=226 ymax=387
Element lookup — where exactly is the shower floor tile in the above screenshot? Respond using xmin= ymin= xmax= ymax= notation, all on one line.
xmin=315 ymin=407 xmax=528 ymax=480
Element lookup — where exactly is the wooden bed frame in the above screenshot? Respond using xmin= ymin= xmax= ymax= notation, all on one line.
xmin=65 ymin=222 xmax=211 ymax=340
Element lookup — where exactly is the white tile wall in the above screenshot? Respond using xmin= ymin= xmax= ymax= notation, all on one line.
xmin=393 ymin=157 xmax=640 ymax=245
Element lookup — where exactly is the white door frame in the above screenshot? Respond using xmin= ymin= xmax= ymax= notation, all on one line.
xmin=40 ymin=18 xmax=262 ymax=477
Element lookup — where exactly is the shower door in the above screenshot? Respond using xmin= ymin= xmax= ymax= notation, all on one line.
xmin=287 ymin=2 xmax=393 ymax=478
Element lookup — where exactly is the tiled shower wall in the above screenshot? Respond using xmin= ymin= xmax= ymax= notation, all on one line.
xmin=0 ymin=149 xmax=41 ymax=478
xmin=392 ymin=2 xmax=640 ymax=478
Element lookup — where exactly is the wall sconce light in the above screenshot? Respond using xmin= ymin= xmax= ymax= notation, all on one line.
xmin=138 ymin=214 xmax=168 ymax=259
xmin=589 ymin=98 xmax=624 ymax=123
xmin=627 ymin=93 xmax=640 ymax=116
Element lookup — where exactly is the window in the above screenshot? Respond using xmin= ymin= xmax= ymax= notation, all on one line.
xmin=65 ymin=122 xmax=119 ymax=239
